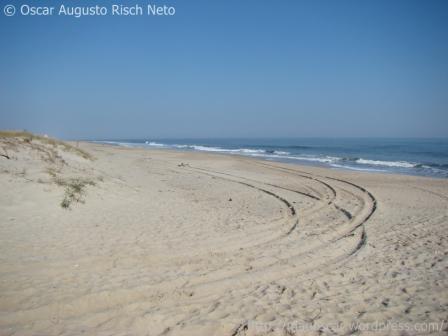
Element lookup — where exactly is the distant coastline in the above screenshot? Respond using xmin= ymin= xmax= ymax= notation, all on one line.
xmin=91 ymin=138 xmax=448 ymax=179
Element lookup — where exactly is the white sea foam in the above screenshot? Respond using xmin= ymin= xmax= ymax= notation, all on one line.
xmin=189 ymin=146 xmax=266 ymax=154
xmin=356 ymin=158 xmax=415 ymax=168
xmin=239 ymin=149 xmax=265 ymax=154
xmin=288 ymin=156 xmax=335 ymax=163
xmin=249 ymin=153 xmax=338 ymax=163
xmin=191 ymin=145 xmax=236 ymax=152
xmin=146 ymin=141 xmax=165 ymax=147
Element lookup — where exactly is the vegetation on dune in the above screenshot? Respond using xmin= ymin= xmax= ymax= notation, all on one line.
xmin=0 ymin=130 xmax=93 ymax=160
xmin=1 ymin=130 xmax=99 ymax=209
xmin=57 ymin=178 xmax=96 ymax=209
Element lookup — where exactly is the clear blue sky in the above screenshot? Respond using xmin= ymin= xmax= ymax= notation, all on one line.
xmin=1 ymin=0 xmax=447 ymax=139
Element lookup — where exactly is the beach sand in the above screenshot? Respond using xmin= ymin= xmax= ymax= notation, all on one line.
xmin=0 ymin=136 xmax=447 ymax=335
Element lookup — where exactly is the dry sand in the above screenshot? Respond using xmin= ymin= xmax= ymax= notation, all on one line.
xmin=0 ymin=136 xmax=447 ymax=335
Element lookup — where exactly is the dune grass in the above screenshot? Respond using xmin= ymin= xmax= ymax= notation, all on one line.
xmin=0 ymin=130 xmax=93 ymax=160
xmin=57 ymin=178 xmax=96 ymax=209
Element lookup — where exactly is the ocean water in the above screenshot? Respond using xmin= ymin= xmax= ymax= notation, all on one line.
xmin=94 ymin=138 xmax=448 ymax=178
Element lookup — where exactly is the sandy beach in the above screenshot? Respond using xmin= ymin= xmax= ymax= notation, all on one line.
xmin=0 ymin=135 xmax=447 ymax=335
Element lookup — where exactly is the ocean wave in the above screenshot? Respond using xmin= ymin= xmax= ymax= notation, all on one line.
xmin=191 ymin=145 xmax=238 ymax=152
xmin=142 ymin=142 xmax=296 ymax=156
xmin=147 ymin=144 xmax=279 ymax=155
xmin=356 ymin=158 xmax=416 ymax=168
xmin=292 ymin=156 xmax=338 ymax=163
xmin=415 ymin=164 xmax=448 ymax=176
xmin=249 ymin=153 xmax=339 ymax=163
xmin=172 ymin=145 xmax=188 ymax=148
xmin=330 ymin=163 xmax=387 ymax=172
xmin=417 ymin=162 xmax=448 ymax=170
xmin=239 ymin=148 xmax=266 ymax=154
xmin=145 ymin=141 xmax=165 ymax=147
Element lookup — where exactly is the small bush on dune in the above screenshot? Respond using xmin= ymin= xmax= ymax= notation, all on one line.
xmin=59 ymin=178 xmax=96 ymax=209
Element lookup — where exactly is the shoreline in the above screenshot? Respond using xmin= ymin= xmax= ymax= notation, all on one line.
xmin=84 ymin=140 xmax=448 ymax=181
xmin=87 ymin=138 xmax=448 ymax=179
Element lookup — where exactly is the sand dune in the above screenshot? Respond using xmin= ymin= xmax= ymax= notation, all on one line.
xmin=0 ymin=136 xmax=447 ymax=335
